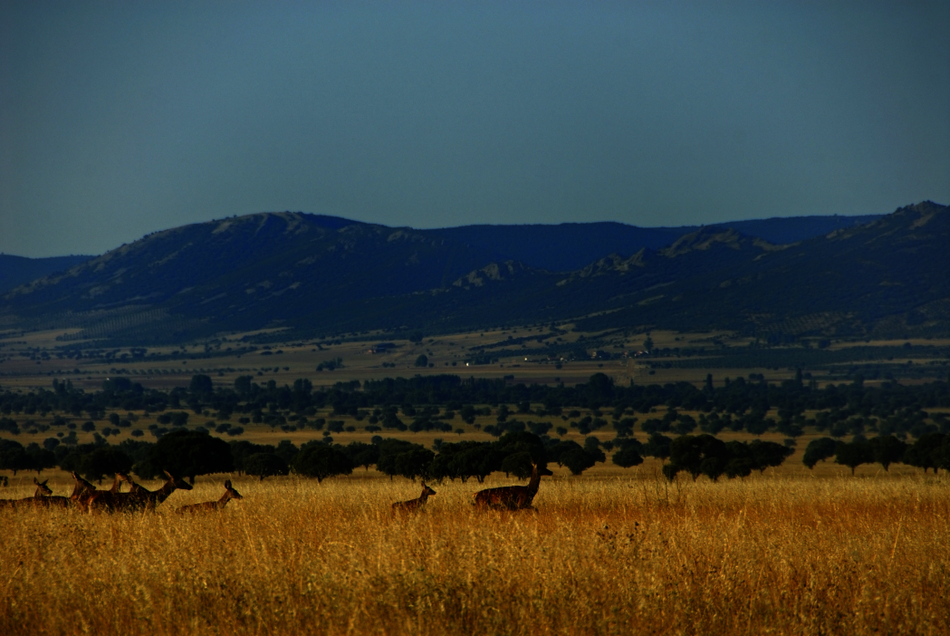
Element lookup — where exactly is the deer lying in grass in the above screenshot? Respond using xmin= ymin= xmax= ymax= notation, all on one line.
xmin=0 ymin=477 xmax=54 ymax=509
xmin=177 ymin=480 xmax=243 ymax=514
xmin=474 ymin=462 xmax=553 ymax=510
xmin=392 ymin=481 xmax=436 ymax=514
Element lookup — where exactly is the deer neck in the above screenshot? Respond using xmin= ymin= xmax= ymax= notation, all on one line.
xmin=527 ymin=466 xmax=541 ymax=494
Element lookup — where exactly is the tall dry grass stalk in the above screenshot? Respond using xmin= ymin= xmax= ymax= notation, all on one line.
xmin=2 ymin=473 xmax=948 ymax=635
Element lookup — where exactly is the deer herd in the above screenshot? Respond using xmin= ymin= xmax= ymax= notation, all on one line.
xmin=1 ymin=462 xmax=554 ymax=516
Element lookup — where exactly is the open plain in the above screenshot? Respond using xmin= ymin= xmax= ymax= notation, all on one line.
xmin=2 ymin=469 xmax=949 ymax=636
xmin=2 ymin=325 xmax=950 ymax=635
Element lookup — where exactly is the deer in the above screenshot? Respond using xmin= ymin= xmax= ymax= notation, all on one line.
xmin=83 ymin=473 xmax=140 ymax=512
xmin=177 ymin=480 xmax=243 ymax=514
xmin=391 ymin=481 xmax=436 ymax=514
xmin=70 ymin=472 xmax=100 ymax=507
xmin=117 ymin=471 xmax=193 ymax=512
xmin=474 ymin=462 xmax=553 ymax=510
xmin=0 ymin=477 xmax=54 ymax=509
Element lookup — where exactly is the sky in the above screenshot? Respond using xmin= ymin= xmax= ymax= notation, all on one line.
xmin=1 ymin=2 xmax=948 ymax=258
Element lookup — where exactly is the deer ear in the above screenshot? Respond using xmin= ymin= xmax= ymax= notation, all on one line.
xmin=225 ymin=480 xmax=231 ymax=488
xmin=164 ymin=470 xmax=173 ymax=479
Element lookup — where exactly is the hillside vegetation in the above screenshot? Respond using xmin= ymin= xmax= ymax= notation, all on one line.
xmin=1 ymin=202 xmax=943 ymax=344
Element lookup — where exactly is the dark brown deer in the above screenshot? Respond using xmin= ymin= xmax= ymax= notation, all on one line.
xmin=0 ymin=477 xmax=54 ymax=509
xmin=177 ymin=480 xmax=243 ymax=514
xmin=70 ymin=472 xmax=99 ymax=507
xmin=392 ymin=481 xmax=436 ymax=514
xmin=119 ymin=471 xmax=193 ymax=512
xmin=474 ymin=462 xmax=553 ymax=510
xmin=83 ymin=473 xmax=139 ymax=512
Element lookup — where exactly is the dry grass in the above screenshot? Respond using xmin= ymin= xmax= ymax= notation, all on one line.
xmin=3 ymin=471 xmax=949 ymax=636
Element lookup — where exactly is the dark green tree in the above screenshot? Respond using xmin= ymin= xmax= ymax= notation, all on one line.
xmin=244 ymin=453 xmax=289 ymax=481
xmin=229 ymin=440 xmax=273 ymax=474
xmin=376 ymin=439 xmax=433 ymax=481
xmin=642 ymin=433 xmax=672 ymax=462
xmin=493 ymin=431 xmax=547 ymax=465
xmin=0 ymin=440 xmax=31 ymax=476
xmin=548 ymin=440 xmax=599 ymax=475
xmin=274 ymin=440 xmax=299 ymax=464
xmin=341 ymin=441 xmax=379 ymax=471
xmin=25 ymin=443 xmax=57 ymax=475
xmin=500 ymin=451 xmax=534 ymax=479
xmin=234 ymin=375 xmax=254 ymax=397
xmin=834 ymin=439 xmax=873 ymax=475
xmin=748 ymin=440 xmax=793 ymax=473
xmin=802 ymin=437 xmax=837 ymax=469
xmin=869 ymin=435 xmax=908 ymax=471
xmin=612 ymin=446 xmax=644 ymax=469
xmin=292 ymin=443 xmax=353 ymax=482
xmin=560 ymin=447 xmax=598 ymax=475
xmin=79 ymin=447 xmax=133 ymax=483
xmin=428 ymin=441 xmax=500 ymax=483
xmin=139 ymin=429 xmax=233 ymax=482
xmin=903 ymin=433 xmax=946 ymax=474
xmin=668 ymin=435 xmax=728 ymax=481
xmin=189 ymin=374 xmax=214 ymax=395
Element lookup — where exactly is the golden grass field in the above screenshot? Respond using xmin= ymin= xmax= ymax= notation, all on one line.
xmin=3 ymin=468 xmax=949 ymax=636
xmin=3 ymin=326 xmax=950 ymax=634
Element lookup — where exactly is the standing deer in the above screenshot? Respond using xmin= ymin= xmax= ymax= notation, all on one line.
xmin=392 ymin=481 xmax=436 ymax=514
xmin=474 ymin=462 xmax=553 ymax=510
xmin=177 ymin=480 xmax=243 ymax=514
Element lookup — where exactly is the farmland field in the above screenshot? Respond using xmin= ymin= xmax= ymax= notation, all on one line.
xmin=3 ymin=327 xmax=949 ymax=395
xmin=2 ymin=467 xmax=949 ymax=636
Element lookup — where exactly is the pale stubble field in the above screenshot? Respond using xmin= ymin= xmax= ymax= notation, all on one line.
xmin=2 ymin=470 xmax=949 ymax=636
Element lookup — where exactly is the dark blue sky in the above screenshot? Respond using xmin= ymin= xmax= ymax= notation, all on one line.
xmin=2 ymin=2 xmax=948 ymax=257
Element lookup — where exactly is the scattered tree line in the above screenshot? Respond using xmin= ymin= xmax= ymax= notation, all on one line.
xmin=1 ymin=371 xmax=949 ymax=485
xmin=802 ymin=433 xmax=950 ymax=475
xmin=1 ymin=372 xmax=947 ymax=439
xmin=6 ymin=425 xmax=950 ymax=488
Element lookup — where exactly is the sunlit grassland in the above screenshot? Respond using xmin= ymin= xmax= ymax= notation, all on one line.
xmin=3 ymin=471 xmax=949 ymax=636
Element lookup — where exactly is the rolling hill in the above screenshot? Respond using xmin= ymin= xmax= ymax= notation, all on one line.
xmin=0 ymin=203 xmax=944 ymax=344
xmin=0 ymin=254 xmax=92 ymax=294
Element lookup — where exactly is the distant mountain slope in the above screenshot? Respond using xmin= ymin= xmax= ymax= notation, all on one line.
xmin=425 ymin=214 xmax=882 ymax=271
xmin=422 ymin=223 xmax=687 ymax=272
xmin=711 ymin=214 xmax=883 ymax=245
xmin=571 ymin=201 xmax=950 ymax=339
xmin=0 ymin=203 xmax=942 ymax=344
xmin=1 ymin=212 xmax=507 ymax=340
xmin=0 ymin=254 xmax=92 ymax=294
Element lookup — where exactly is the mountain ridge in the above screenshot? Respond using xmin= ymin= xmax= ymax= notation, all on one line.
xmin=1 ymin=203 xmax=944 ymax=344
